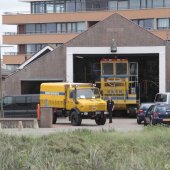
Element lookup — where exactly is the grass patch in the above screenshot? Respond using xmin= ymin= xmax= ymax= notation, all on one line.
xmin=0 ymin=126 xmax=170 ymax=170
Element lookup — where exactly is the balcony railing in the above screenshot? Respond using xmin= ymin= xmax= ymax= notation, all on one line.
xmin=4 ymin=52 xmax=34 ymax=57
xmin=4 ymin=30 xmax=85 ymax=35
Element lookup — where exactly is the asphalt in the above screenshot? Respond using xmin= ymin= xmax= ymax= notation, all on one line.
xmin=0 ymin=118 xmax=144 ymax=137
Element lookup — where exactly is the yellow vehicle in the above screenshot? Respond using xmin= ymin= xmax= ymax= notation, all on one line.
xmin=99 ymin=58 xmax=139 ymax=116
xmin=40 ymin=82 xmax=107 ymax=126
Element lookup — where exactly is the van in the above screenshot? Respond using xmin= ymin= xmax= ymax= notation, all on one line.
xmin=1 ymin=94 xmax=39 ymax=118
xmin=154 ymin=93 xmax=170 ymax=105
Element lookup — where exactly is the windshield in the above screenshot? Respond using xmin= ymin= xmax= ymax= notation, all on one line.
xmin=156 ymin=106 xmax=170 ymax=113
xmin=155 ymin=94 xmax=167 ymax=102
xmin=70 ymin=88 xmax=100 ymax=99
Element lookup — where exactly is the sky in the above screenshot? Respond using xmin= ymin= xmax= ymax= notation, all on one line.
xmin=0 ymin=0 xmax=29 ymax=58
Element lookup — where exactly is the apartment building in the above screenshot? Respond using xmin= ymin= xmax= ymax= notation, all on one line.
xmin=2 ymin=0 xmax=170 ymax=71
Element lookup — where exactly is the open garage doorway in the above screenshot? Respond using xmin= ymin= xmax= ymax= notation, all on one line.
xmin=21 ymin=79 xmax=63 ymax=94
xmin=73 ymin=54 xmax=159 ymax=102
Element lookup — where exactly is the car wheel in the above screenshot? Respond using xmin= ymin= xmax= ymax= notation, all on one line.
xmin=70 ymin=111 xmax=82 ymax=126
xmin=144 ymin=118 xmax=148 ymax=126
xmin=137 ymin=117 xmax=141 ymax=124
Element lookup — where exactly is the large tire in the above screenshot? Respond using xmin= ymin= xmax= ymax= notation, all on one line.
xmin=70 ymin=110 xmax=82 ymax=126
xmin=95 ymin=113 xmax=106 ymax=125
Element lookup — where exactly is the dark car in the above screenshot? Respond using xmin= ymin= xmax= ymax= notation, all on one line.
xmin=137 ymin=103 xmax=154 ymax=124
xmin=0 ymin=94 xmax=39 ymax=118
xmin=144 ymin=104 xmax=170 ymax=125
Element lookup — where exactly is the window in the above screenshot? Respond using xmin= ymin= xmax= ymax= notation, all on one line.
xmin=72 ymin=23 xmax=76 ymax=32
xmin=143 ymin=19 xmax=153 ymax=29
xmin=55 ymin=4 xmax=64 ymax=13
xmin=47 ymin=23 xmax=56 ymax=33
xmin=67 ymin=23 xmax=72 ymax=32
xmin=102 ymin=63 xmax=114 ymax=75
xmin=118 ymin=0 xmax=128 ymax=9
xmin=108 ymin=0 xmax=118 ymax=10
xmin=46 ymin=3 xmax=54 ymax=13
xmin=4 ymin=97 xmax=13 ymax=105
xmin=26 ymin=24 xmax=35 ymax=34
xmin=61 ymin=23 xmax=67 ymax=33
xmin=157 ymin=19 xmax=169 ymax=29
xmin=147 ymin=0 xmax=152 ymax=8
xmin=35 ymin=24 xmax=41 ymax=33
xmin=26 ymin=44 xmax=36 ymax=54
xmin=153 ymin=0 xmax=163 ymax=8
xmin=141 ymin=0 xmax=146 ymax=8
xmin=57 ymin=23 xmax=61 ymax=33
xmin=77 ymin=22 xmax=86 ymax=32
xmin=134 ymin=19 xmax=153 ymax=30
xmin=66 ymin=1 xmax=76 ymax=12
xmin=116 ymin=63 xmax=127 ymax=75
xmin=35 ymin=2 xmax=45 ymax=13
xmin=165 ymin=0 xmax=170 ymax=7
xmin=41 ymin=24 xmax=46 ymax=33
xmin=130 ymin=0 xmax=140 ymax=9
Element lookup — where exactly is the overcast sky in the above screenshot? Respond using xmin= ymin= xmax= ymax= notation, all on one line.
xmin=0 ymin=0 xmax=29 ymax=57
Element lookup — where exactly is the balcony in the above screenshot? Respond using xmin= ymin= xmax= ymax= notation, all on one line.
xmin=3 ymin=32 xmax=79 ymax=45
xmin=150 ymin=30 xmax=170 ymax=41
xmin=2 ymin=52 xmax=32 ymax=65
xmin=3 ymin=8 xmax=170 ymax=25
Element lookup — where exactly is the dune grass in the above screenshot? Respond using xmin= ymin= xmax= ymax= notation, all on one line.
xmin=0 ymin=126 xmax=170 ymax=170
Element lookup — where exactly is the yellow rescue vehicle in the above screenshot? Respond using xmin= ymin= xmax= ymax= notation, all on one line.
xmin=40 ymin=82 xmax=107 ymax=126
xmin=99 ymin=58 xmax=139 ymax=116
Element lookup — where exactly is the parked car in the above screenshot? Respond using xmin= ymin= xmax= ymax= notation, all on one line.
xmin=0 ymin=94 xmax=39 ymax=118
xmin=137 ymin=103 xmax=154 ymax=124
xmin=144 ymin=104 xmax=170 ymax=125
xmin=154 ymin=93 xmax=170 ymax=104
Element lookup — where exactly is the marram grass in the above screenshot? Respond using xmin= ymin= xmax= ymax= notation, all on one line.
xmin=0 ymin=126 xmax=170 ymax=170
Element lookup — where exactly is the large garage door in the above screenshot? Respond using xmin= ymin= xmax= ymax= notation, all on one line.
xmin=21 ymin=79 xmax=63 ymax=94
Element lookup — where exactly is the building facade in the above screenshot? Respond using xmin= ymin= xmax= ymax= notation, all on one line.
xmin=4 ymin=13 xmax=170 ymax=102
xmin=2 ymin=0 xmax=170 ymax=70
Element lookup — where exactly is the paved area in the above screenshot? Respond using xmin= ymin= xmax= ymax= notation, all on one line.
xmin=0 ymin=118 xmax=144 ymax=137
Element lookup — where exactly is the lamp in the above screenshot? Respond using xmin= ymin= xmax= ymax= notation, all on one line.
xmin=111 ymin=38 xmax=117 ymax=52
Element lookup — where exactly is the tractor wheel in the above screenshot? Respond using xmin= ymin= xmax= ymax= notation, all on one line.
xmin=70 ymin=111 xmax=82 ymax=126
xmin=95 ymin=113 xmax=106 ymax=125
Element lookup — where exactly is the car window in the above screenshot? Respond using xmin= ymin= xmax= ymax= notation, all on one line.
xmin=3 ymin=96 xmax=13 ymax=105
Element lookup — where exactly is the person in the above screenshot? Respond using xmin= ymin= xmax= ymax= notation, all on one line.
xmin=107 ymin=97 xmax=114 ymax=123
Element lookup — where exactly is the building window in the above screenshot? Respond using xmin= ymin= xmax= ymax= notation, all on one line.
xmin=141 ymin=0 xmax=147 ymax=8
xmin=153 ymin=0 xmax=163 ymax=8
xmin=46 ymin=3 xmax=54 ymax=13
xmin=55 ymin=4 xmax=65 ymax=13
xmin=165 ymin=0 xmax=170 ymax=7
xmin=77 ymin=22 xmax=86 ymax=32
xmin=108 ymin=0 xmax=118 ymax=10
xmin=26 ymin=24 xmax=35 ymax=34
xmin=147 ymin=0 xmax=152 ymax=8
xmin=118 ymin=0 xmax=129 ymax=9
xmin=132 ymin=19 xmax=154 ymax=30
xmin=57 ymin=23 xmax=61 ymax=33
xmin=66 ymin=0 xmax=76 ymax=12
xmin=157 ymin=19 xmax=170 ymax=29
xmin=130 ymin=0 xmax=140 ymax=9
xmin=47 ymin=24 xmax=56 ymax=33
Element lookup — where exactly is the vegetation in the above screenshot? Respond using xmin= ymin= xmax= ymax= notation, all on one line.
xmin=0 ymin=126 xmax=170 ymax=170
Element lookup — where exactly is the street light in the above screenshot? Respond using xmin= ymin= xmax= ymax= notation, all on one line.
xmin=0 ymin=45 xmax=13 ymax=118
